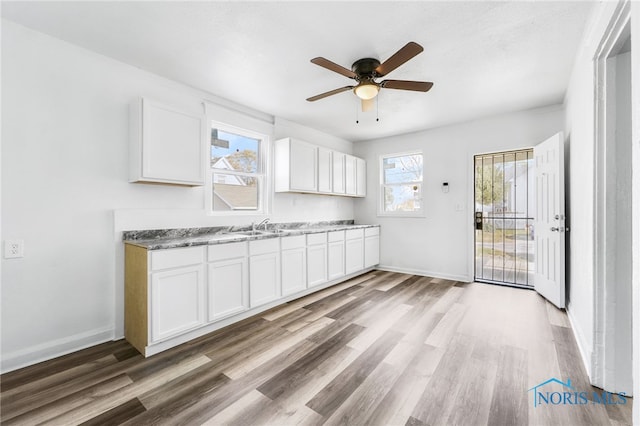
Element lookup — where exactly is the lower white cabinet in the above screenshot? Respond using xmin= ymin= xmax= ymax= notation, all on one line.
xmin=208 ymin=242 xmax=249 ymax=321
xmin=249 ymin=239 xmax=281 ymax=307
xmin=307 ymin=233 xmax=328 ymax=287
xmin=328 ymin=231 xmax=346 ymax=280
xmin=125 ymin=226 xmax=379 ymax=357
xmin=147 ymin=246 xmax=206 ymax=344
xmin=281 ymin=236 xmax=307 ymax=296
xmin=150 ymin=265 xmax=206 ymax=343
xmin=345 ymin=229 xmax=365 ymax=274
xmin=364 ymin=227 xmax=380 ymax=268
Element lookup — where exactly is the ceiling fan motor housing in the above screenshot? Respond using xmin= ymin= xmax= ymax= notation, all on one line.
xmin=351 ymin=58 xmax=381 ymax=81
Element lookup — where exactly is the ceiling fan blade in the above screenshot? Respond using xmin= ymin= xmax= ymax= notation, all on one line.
xmin=375 ymin=42 xmax=424 ymax=77
xmin=381 ymin=80 xmax=433 ymax=92
xmin=306 ymin=86 xmax=355 ymax=102
xmin=310 ymin=57 xmax=357 ymax=79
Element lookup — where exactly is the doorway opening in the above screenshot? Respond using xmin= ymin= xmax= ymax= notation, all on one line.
xmin=474 ymin=149 xmax=535 ymax=288
xmin=593 ymin=4 xmax=632 ymax=395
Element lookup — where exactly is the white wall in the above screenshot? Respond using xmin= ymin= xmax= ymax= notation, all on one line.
xmin=1 ymin=20 xmax=354 ymax=372
xmin=631 ymin=4 xmax=640 ymax=424
xmin=353 ymin=105 xmax=564 ymax=282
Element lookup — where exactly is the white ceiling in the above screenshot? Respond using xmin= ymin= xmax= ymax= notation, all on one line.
xmin=2 ymin=1 xmax=594 ymax=142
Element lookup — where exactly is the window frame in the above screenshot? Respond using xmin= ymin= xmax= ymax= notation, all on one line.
xmin=206 ymin=120 xmax=269 ymax=216
xmin=378 ymin=150 xmax=426 ymax=218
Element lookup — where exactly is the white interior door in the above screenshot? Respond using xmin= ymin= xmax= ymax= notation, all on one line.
xmin=533 ymin=132 xmax=566 ymax=308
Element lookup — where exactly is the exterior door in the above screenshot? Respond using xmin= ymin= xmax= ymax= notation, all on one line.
xmin=533 ymin=132 xmax=566 ymax=308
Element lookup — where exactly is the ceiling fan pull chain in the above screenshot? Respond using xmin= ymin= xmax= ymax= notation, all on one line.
xmin=355 ymin=98 xmax=360 ymax=124
xmin=376 ymin=96 xmax=379 ymax=122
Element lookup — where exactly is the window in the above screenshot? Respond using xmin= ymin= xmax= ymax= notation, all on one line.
xmin=209 ymin=122 xmax=267 ymax=213
xmin=379 ymin=151 xmax=424 ymax=216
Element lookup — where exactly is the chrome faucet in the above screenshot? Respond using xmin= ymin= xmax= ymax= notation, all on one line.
xmin=252 ymin=218 xmax=270 ymax=231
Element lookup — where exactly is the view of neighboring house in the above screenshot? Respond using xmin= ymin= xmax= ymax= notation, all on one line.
xmin=211 ymin=156 xmax=258 ymax=211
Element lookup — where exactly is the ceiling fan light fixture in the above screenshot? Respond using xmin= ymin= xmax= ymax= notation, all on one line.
xmin=354 ymin=83 xmax=379 ymax=100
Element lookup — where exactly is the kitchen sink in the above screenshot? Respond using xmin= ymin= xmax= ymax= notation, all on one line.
xmin=235 ymin=230 xmax=268 ymax=236
xmin=227 ymin=229 xmax=291 ymax=236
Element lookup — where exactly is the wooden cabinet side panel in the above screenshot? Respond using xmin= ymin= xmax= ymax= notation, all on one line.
xmin=125 ymin=244 xmax=148 ymax=354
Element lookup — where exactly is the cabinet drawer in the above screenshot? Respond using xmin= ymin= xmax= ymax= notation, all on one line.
xmin=151 ymin=246 xmax=204 ymax=271
xmin=307 ymin=232 xmax=327 ymax=246
xmin=364 ymin=227 xmax=380 ymax=237
xmin=328 ymin=230 xmax=345 ymax=242
xmin=208 ymin=241 xmax=247 ymax=261
xmin=281 ymin=235 xmax=306 ymax=250
xmin=249 ymin=238 xmax=280 ymax=256
xmin=345 ymin=228 xmax=364 ymax=240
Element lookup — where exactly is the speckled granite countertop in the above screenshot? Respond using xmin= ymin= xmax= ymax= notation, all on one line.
xmin=123 ymin=220 xmax=379 ymax=250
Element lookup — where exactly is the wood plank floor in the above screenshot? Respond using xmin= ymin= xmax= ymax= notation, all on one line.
xmin=0 ymin=271 xmax=632 ymax=425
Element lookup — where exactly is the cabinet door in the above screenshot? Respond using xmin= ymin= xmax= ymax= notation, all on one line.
xmin=208 ymin=257 xmax=248 ymax=321
xmin=332 ymin=152 xmax=346 ymax=194
xmin=345 ymin=238 xmax=364 ymax=274
xmin=249 ymin=252 xmax=281 ymax=307
xmin=307 ymin=244 xmax=328 ymax=287
xmin=345 ymin=155 xmax=357 ymax=195
xmin=356 ymin=157 xmax=367 ymax=197
xmin=282 ymin=247 xmax=307 ymax=296
xmin=290 ymin=139 xmax=318 ymax=192
xmin=364 ymin=236 xmax=380 ymax=268
xmin=328 ymin=240 xmax=345 ymax=280
xmin=131 ymin=98 xmax=205 ymax=186
xmin=150 ymin=265 xmax=205 ymax=342
xmin=318 ymin=147 xmax=332 ymax=193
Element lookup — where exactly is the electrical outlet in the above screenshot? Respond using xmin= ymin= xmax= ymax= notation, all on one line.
xmin=4 ymin=240 xmax=24 ymax=259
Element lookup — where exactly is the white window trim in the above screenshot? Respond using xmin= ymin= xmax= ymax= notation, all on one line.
xmin=206 ymin=120 xmax=270 ymax=216
xmin=377 ymin=150 xmax=426 ymax=218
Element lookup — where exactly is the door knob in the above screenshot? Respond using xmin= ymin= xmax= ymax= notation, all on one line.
xmin=551 ymin=227 xmax=560 ymax=232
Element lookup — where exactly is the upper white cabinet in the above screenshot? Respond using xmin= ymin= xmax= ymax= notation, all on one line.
xmin=345 ymin=155 xmax=357 ymax=196
xmin=274 ymin=138 xmax=365 ymax=197
xmin=332 ymin=152 xmax=346 ymax=194
xmin=274 ymin=138 xmax=317 ymax=192
xmin=317 ymin=147 xmax=333 ymax=193
xmin=356 ymin=157 xmax=367 ymax=197
xmin=129 ymin=98 xmax=205 ymax=186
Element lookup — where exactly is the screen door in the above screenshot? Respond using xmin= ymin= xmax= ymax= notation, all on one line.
xmin=474 ymin=149 xmax=535 ymax=287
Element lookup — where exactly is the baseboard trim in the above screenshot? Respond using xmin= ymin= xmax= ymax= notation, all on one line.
xmin=376 ymin=265 xmax=470 ymax=283
xmin=1 ymin=327 xmax=114 ymax=374
xmin=566 ymin=304 xmax=593 ymax=381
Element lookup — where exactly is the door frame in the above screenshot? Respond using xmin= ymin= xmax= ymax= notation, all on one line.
xmin=592 ymin=0 xmax=633 ymax=394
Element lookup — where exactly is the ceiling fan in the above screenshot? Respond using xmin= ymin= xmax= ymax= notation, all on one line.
xmin=306 ymin=41 xmax=433 ymax=110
